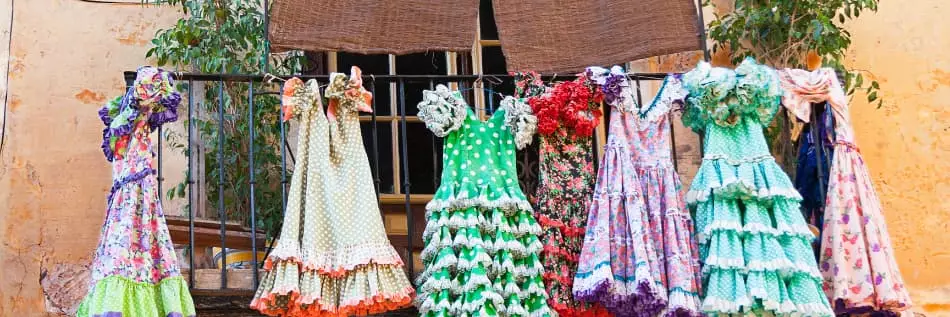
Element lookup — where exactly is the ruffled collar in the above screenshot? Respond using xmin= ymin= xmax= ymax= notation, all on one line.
xmin=680 ymin=58 xmax=783 ymax=131
xmin=99 ymin=66 xmax=181 ymax=162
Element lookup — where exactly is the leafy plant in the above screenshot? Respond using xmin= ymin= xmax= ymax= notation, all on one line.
xmin=705 ymin=0 xmax=882 ymax=173
xmin=145 ymin=0 xmax=306 ymax=240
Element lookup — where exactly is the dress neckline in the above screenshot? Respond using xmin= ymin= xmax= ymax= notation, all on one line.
xmin=632 ymin=75 xmax=671 ymax=119
xmin=450 ymin=90 xmax=505 ymax=125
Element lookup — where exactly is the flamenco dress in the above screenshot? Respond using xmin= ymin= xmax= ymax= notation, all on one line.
xmin=680 ymin=58 xmax=834 ymax=316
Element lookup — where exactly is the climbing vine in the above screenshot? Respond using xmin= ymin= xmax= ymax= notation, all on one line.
xmin=144 ymin=0 xmax=306 ymax=241
xmin=705 ymin=0 xmax=882 ymax=173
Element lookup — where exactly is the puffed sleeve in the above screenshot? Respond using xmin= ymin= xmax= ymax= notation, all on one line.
xmin=281 ymin=77 xmax=320 ymax=122
xmin=735 ymin=58 xmax=783 ymax=126
xmin=500 ymin=96 xmax=537 ymax=149
xmin=416 ymin=84 xmax=468 ymax=137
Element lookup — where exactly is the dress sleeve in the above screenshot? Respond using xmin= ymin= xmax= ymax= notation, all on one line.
xmin=280 ymin=77 xmax=320 ymax=122
xmin=132 ymin=67 xmax=181 ymax=129
xmin=735 ymin=58 xmax=783 ymax=126
xmin=500 ymin=96 xmax=537 ymax=149
xmin=680 ymin=61 xmax=719 ymax=133
xmin=416 ymin=84 xmax=468 ymax=137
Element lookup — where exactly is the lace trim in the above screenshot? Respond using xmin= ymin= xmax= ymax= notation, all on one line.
xmin=695 ymin=220 xmax=814 ymax=244
xmin=425 ymin=197 xmax=533 ymax=214
xmin=416 ymin=84 xmax=468 ymax=137
xmin=500 ymin=96 xmax=538 ymax=150
xmin=702 ymin=153 xmax=775 ymax=165
xmin=686 ymin=180 xmax=802 ymax=204
xmin=701 ymin=294 xmax=752 ymax=314
xmin=263 ymin=242 xmax=404 ymax=276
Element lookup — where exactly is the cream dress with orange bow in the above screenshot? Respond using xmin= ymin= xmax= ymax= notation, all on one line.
xmin=251 ymin=67 xmax=414 ymax=316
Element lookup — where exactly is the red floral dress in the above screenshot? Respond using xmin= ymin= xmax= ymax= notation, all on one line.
xmin=520 ymin=72 xmax=611 ymax=317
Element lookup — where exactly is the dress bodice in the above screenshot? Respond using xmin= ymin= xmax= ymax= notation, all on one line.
xmin=589 ymin=67 xmax=688 ymax=167
xmin=418 ymin=85 xmax=538 ymax=203
xmin=112 ymin=119 xmax=156 ymax=181
xmin=680 ymin=58 xmax=784 ymax=160
xmin=438 ymin=110 xmax=521 ymax=190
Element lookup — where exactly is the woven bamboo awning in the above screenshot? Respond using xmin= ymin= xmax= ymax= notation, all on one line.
xmin=268 ymin=0 xmax=702 ymax=73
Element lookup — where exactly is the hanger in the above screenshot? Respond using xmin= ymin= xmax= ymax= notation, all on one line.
xmin=264 ymin=73 xmax=286 ymax=83
xmin=458 ymin=74 xmax=507 ymax=116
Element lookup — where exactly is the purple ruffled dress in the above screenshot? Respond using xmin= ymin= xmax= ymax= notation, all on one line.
xmin=574 ymin=67 xmax=703 ymax=317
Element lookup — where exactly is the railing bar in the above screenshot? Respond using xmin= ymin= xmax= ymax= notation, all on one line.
xmin=247 ymin=79 xmax=260 ymax=287
xmin=126 ymin=72 xmax=675 ymax=83
xmin=157 ymin=126 xmax=163 ymax=198
xmin=187 ymin=79 xmax=195 ymax=289
xmin=397 ymin=78 xmax=414 ymax=277
xmin=669 ymin=112 xmax=680 ymax=173
xmin=487 ymin=82 xmax=495 ymax=114
xmin=217 ymin=80 xmax=228 ymax=289
xmin=429 ymin=80 xmax=439 ymax=191
xmin=370 ymin=79 xmax=381 ymax=199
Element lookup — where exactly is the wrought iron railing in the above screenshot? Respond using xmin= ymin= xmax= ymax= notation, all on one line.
xmin=126 ymin=71 xmax=672 ymax=294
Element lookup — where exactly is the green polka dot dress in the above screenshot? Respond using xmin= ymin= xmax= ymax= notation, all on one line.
xmin=680 ymin=58 xmax=834 ymax=316
xmin=415 ymin=85 xmax=553 ymax=317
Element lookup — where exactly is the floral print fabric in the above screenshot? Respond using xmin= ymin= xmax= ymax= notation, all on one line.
xmin=574 ymin=66 xmax=702 ymax=317
xmin=251 ymin=69 xmax=414 ymax=316
xmin=416 ymin=85 xmax=553 ymax=317
xmin=521 ymin=72 xmax=609 ymax=317
xmin=77 ymin=67 xmax=195 ymax=317
xmin=779 ymin=68 xmax=912 ymax=314
xmin=682 ymin=60 xmax=834 ymax=316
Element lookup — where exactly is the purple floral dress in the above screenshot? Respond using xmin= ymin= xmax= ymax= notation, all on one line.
xmin=574 ymin=67 xmax=702 ymax=317
xmin=77 ymin=67 xmax=195 ymax=317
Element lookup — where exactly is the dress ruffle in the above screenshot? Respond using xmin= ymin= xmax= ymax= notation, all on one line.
xmin=680 ymin=58 xmax=783 ymax=133
xmin=251 ymin=261 xmax=414 ymax=317
xmin=76 ymin=275 xmax=196 ymax=317
xmin=417 ymin=84 xmax=468 ymax=137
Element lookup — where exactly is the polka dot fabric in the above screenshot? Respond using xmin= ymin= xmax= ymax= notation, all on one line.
xmin=416 ymin=86 xmax=554 ymax=317
xmin=251 ymin=72 xmax=414 ymax=316
xmin=681 ymin=61 xmax=834 ymax=316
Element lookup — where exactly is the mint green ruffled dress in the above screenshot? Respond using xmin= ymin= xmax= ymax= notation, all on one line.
xmin=680 ymin=58 xmax=834 ymax=316
xmin=415 ymin=85 xmax=553 ymax=317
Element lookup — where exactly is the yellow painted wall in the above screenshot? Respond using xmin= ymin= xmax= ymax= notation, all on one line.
xmin=0 ymin=0 xmax=947 ymax=316
xmin=843 ymin=0 xmax=950 ymax=313
xmin=0 ymin=1 xmax=180 ymax=315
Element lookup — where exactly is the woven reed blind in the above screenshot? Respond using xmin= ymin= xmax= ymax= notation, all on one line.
xmin=491 ymin=0 xmax=702 ymax=73
xmin=269 ymin=0 xmax=479 ymax=54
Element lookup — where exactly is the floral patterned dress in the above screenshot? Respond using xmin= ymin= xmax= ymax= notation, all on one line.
xmin=680 ymin=59 xmax=833 ymax=316
xmin=250 ymin=67 xmax=414 ymax=316
xmin=574 ymin=66 xmax=703 ymax=317
xmin=779 ymin=68 xmax=913 ymax=315
xmin=520 ymin=72 xmax=610 ymax=317
xmin=77 ymin=67 xmax=196 ymax=317
xmin=416 ymin=84 xmax=553 ymax=317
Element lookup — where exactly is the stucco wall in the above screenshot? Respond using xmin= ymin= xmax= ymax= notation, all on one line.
xmin=0 ymin=0 xmax=947 ymax=316
xmin=0 ymin=1 xmax=180 ymax=315
xmin=843 ymin=0 xmax=950 ymax=313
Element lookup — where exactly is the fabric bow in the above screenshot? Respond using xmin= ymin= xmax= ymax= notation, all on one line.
xmin=326 ymin=66 xmax=373 ymax=121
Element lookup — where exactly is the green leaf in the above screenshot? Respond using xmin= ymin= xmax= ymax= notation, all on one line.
xmin=871 ymin=81 xmax=880 ymax=89
xmin=868 ymin=91 xmax=878 ymax=102
xmin=856 ymin=73 xmax=864 ymax=88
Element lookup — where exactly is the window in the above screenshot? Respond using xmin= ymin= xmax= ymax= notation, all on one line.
xmin=323 ymin=0 xmax=536 ymax=203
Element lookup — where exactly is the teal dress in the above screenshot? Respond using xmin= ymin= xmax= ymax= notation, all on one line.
xmin=680 ymin=59 xmax=834 ymax=316
xmin=415 ymin=85 xmax=553 ymax=317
